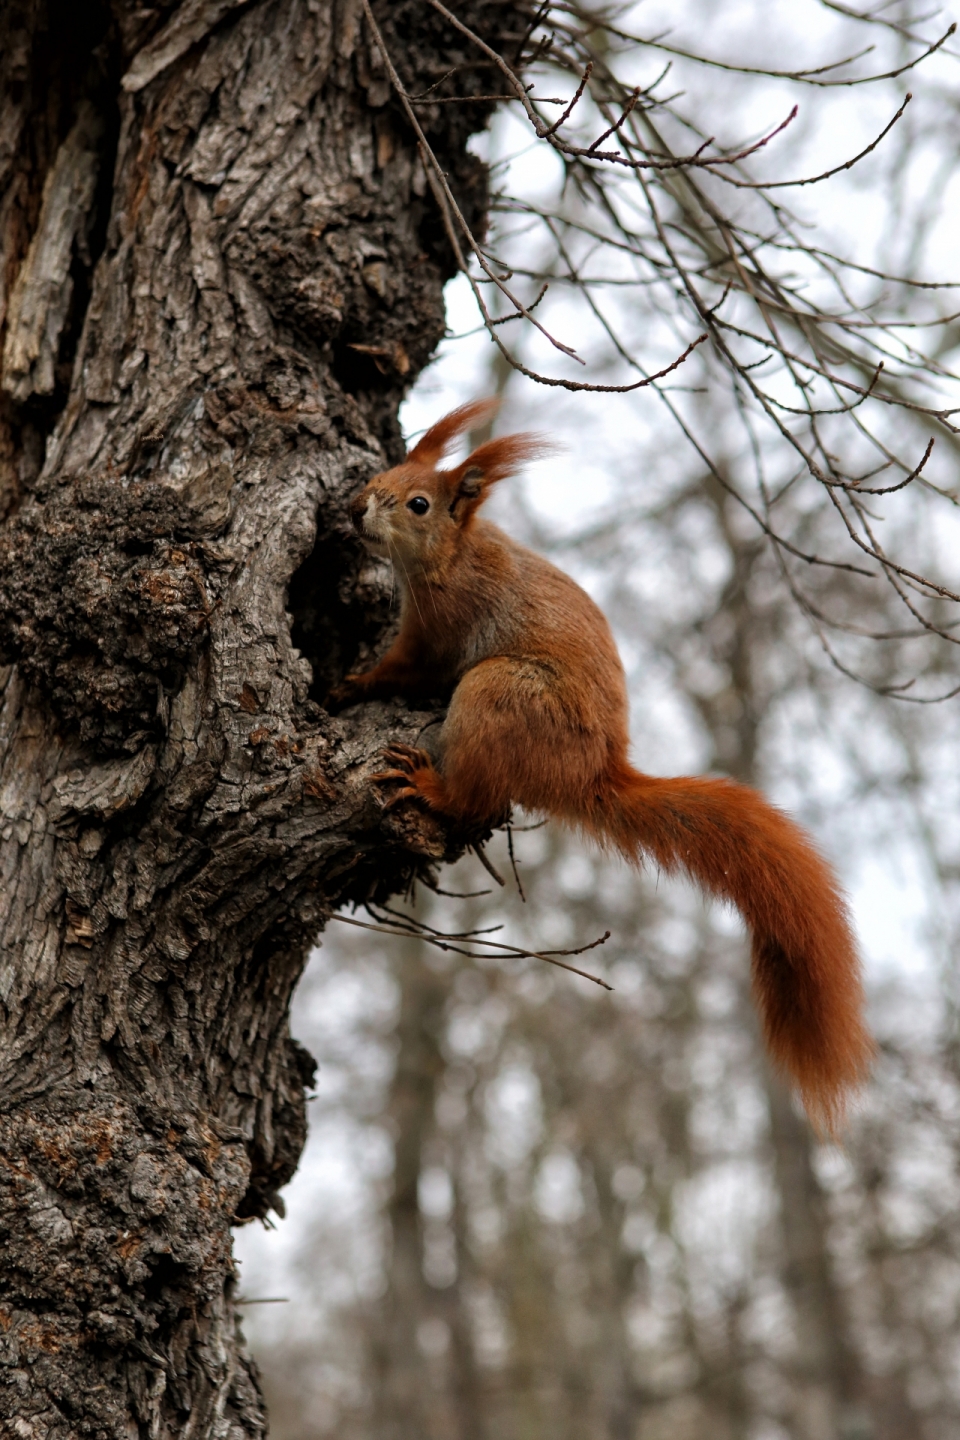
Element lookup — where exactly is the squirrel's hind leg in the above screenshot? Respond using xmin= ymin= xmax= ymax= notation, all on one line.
xmin=438 ymin=657 xmax=608 ymax=822
xmin=373 ymin=659 xmax=610 ymax=826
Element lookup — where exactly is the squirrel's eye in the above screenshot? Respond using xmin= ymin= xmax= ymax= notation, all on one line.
xmin=407 ymin=496 xmax=430 ymax=516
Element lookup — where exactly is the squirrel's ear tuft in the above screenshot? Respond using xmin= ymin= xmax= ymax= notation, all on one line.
xmin=447 ymin=433 xmax=555 ymax=519
xmin=407 ymin=398 xmax=501 ymax=466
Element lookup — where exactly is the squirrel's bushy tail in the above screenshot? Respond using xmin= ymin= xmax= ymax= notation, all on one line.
xmin=587 ymin=765 xmax=873 ymax=1133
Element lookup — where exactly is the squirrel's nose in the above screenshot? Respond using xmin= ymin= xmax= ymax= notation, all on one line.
xmin=350 ymin=495 xmax=367 ymax=532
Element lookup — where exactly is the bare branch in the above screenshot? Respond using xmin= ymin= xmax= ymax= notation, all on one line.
xmin=720 ymin=92 xmax=912 ymax=190
xmin=330 ymin=913 xmax=615 ymax=990
xmin=579 ymin=14 xmax=956 ymax=87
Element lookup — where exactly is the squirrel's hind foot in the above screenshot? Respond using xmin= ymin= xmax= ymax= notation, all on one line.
xmin=371 ymin=745 xmax=449 ymax=813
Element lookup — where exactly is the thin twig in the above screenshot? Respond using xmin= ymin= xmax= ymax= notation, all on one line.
xmin=846 ymin=438 xmax=934 ymax=496
xmin=541 ymin=60 xmax=593 ymax=137
xmin=472 ymin=843 xmax=506 ymax=886
xmin=722 ymin=94 xmax=912 ymax=190
xmin=331 ymin=914 xmax=614 ymax=990
xmin=588 ymin=16 xmax=956 ymax=86
xmin=506 ymin=825 xmax=526 ymax=902
xmin=587 ymin=86 xmax=640 ymax=153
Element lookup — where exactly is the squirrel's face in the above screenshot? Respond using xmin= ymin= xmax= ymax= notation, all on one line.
xmin=350 ymin=461 xmax=475 ymax=574
xmin=348 ymin=419 xmax=548 ymax=580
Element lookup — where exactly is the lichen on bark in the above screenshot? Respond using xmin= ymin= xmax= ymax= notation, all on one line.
xmin=0 ymin=1 xmax=527 ymax=1432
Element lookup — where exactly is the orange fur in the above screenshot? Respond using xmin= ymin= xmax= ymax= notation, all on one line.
xmin=330 ymin=400 xmax=874 ymax=1133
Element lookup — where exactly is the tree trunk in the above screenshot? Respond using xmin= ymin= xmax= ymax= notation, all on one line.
xmin=372 ymin=935 xmax=449 ymax=1440
xmin=0 ymin=1 xmax=523 ymax=1432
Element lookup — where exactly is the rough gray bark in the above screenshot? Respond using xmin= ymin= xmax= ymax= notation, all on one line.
xmin=0 ymin=1 xmax=527 ymax=1433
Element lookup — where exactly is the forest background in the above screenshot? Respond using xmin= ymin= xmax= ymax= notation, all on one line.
xmin=237 ymin=3 xmax=960 ymax=1438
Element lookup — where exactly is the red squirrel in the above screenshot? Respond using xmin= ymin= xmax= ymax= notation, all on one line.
xmin=330 ymin=398 xmax=873 ymax=1131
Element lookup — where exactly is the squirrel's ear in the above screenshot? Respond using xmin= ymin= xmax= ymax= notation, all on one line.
xmin=447 ymin=433 xmax=555 ymax=520
xmin=407 ymin=398 xmax=500 ymax=466
xmin=447 ymin=465 xmax=485 ymax=521
xmin=459 ymin=465 xmax=484 ymax=498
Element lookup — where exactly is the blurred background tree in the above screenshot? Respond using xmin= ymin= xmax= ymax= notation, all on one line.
xmin=238 ymin=2 xmax=960 ymax=1437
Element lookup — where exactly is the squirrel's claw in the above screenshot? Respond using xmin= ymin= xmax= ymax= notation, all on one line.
xmin=369 ymin=766 xmax=411 ymax=784
xmin=379 ymin=785 xmax=420 ymax=811
xmin=371 ymin=745 xmax=436 ymax=810
xmin=381 ymin=743 xmax=433 ymax=772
